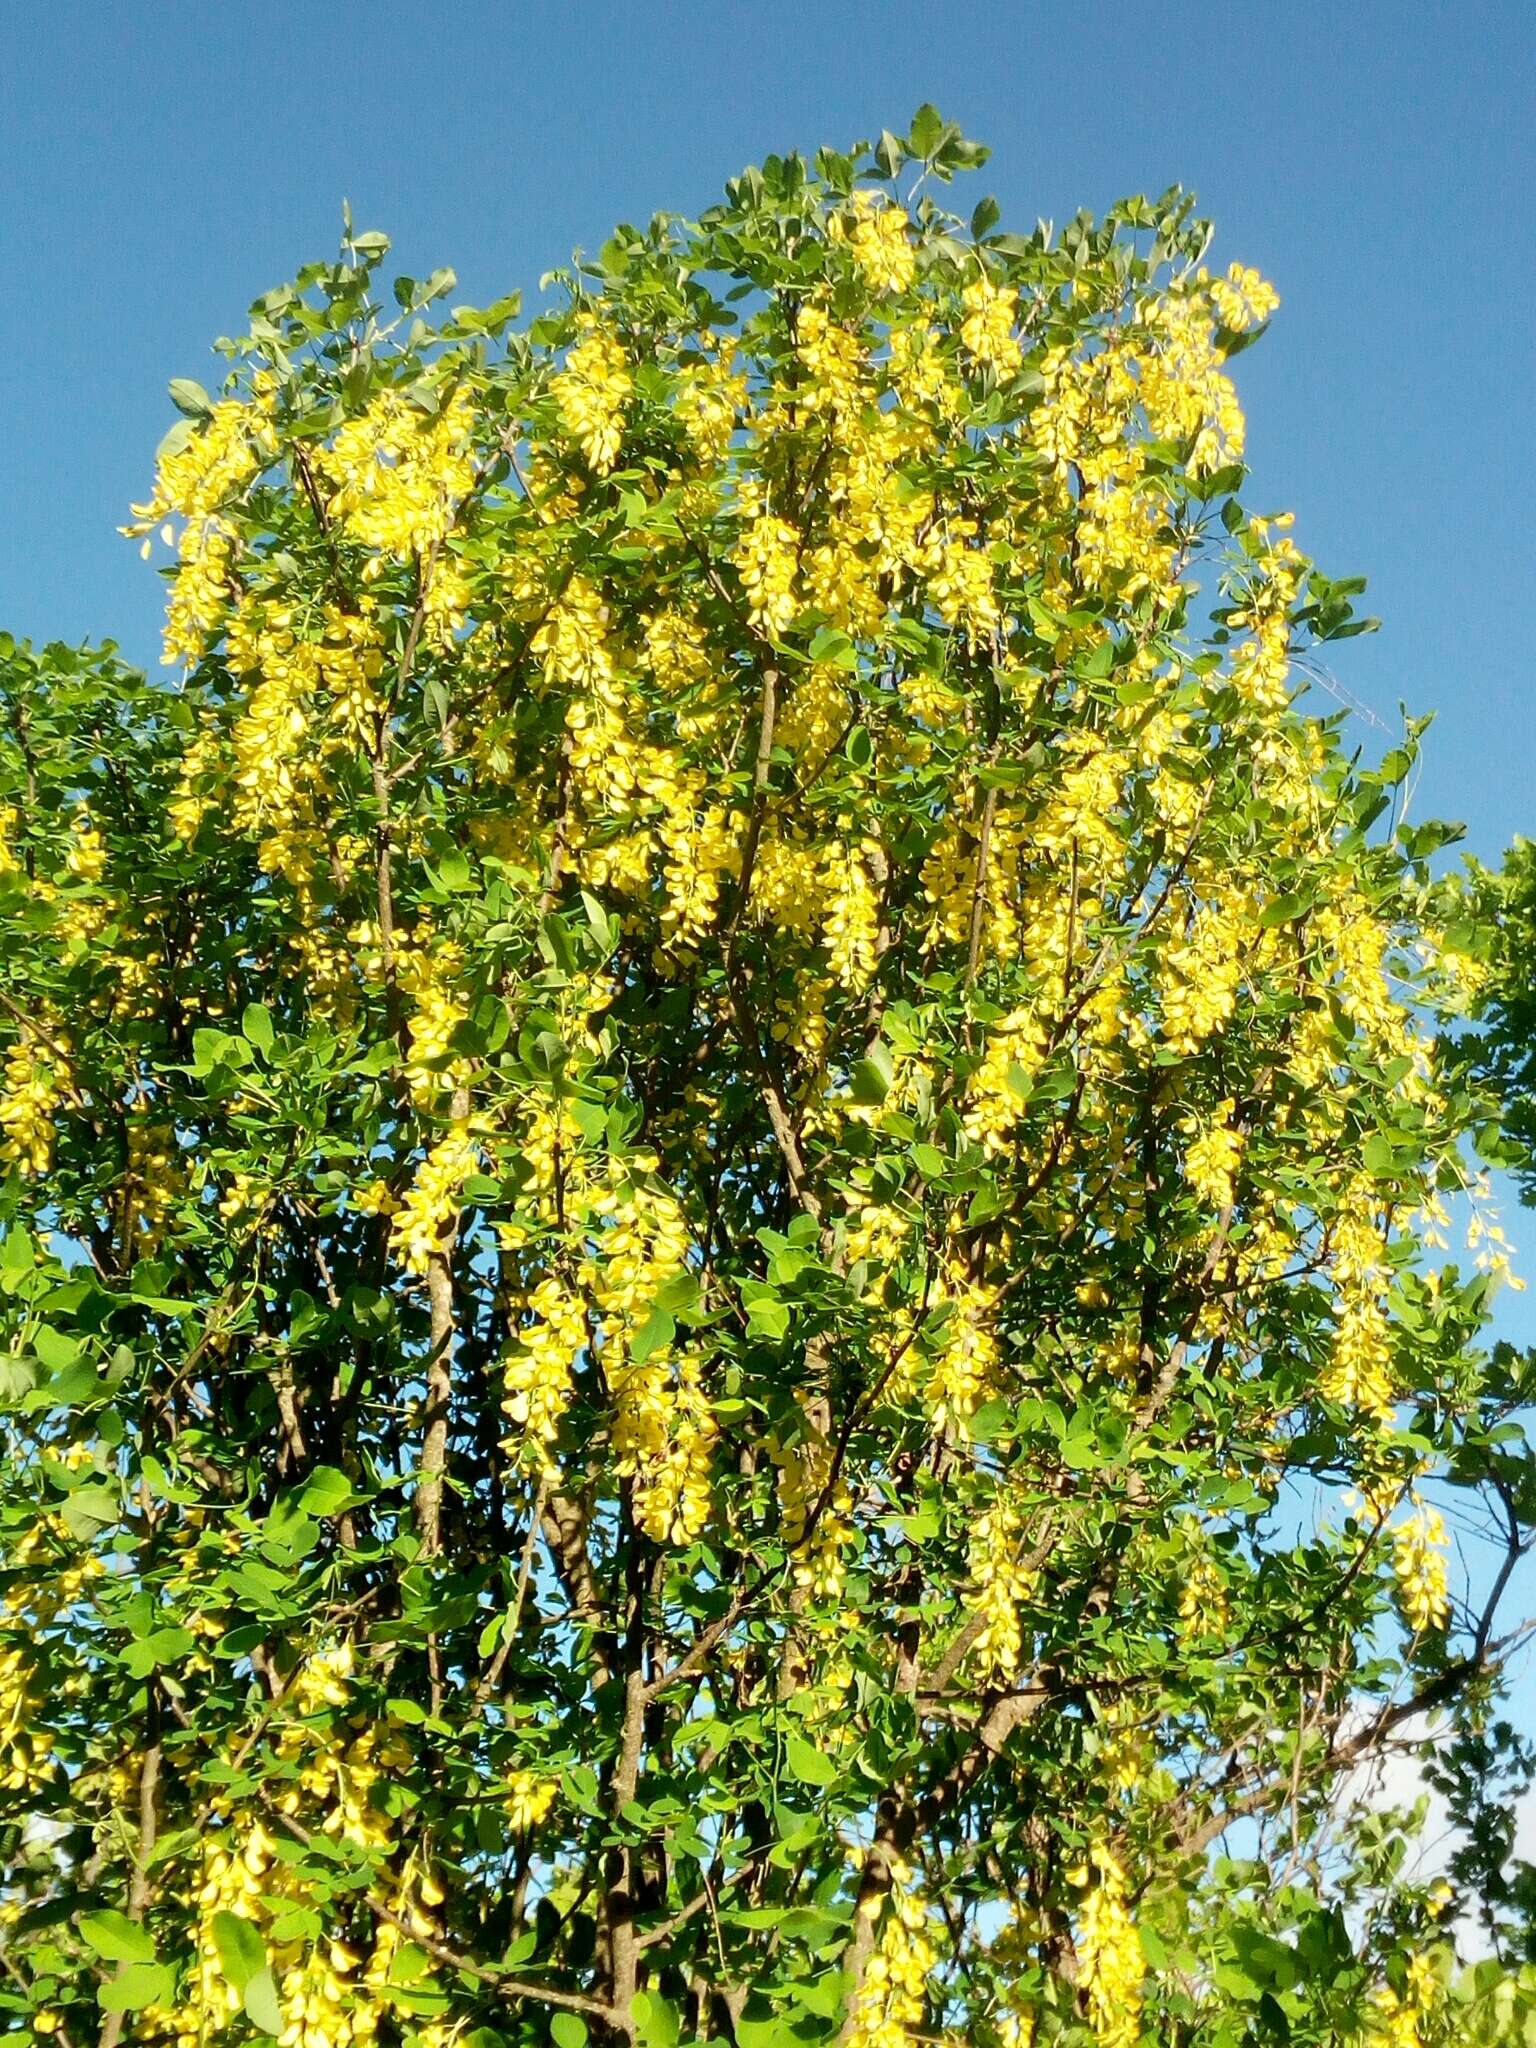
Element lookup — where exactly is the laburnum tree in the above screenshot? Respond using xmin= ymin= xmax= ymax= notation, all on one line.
xmin=3 ymin=107 xmax=1536 ymax=2048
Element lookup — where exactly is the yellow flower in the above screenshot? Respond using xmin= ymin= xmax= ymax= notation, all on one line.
xmin=126 ymin=388 xmax=276 ymax=532
xmin=552 ymin=320 xmax=632 ymax=473
xmin=846 ymin=1859 xmax=935 ymax=2048
xmin=963 ymin=1009 xmax=1045 ymax=1154
xmin=0 ymin=1041 xmax=63 ymax=1178
xmin=821 ymin=837 xmax=884 ymax=988
xmin=674 ymin=344 xmax=746 ymax=465
xmin=770 ymin=1396 xmax=853 ymax=1600
xmin=1370 ymin=1951 xmax=1439 ymax=2048
xmin=1209 ymin=262 xmax=1280 ymax=333
xmin=733 ymin=509 xmax=800 ymax=638
xmin=959 ymin=274 xmax=1022 ymax=376
xmin=507 ymin=1767 xmax=558 ymax=1832
xmin=532 ymin=572 xmax=614 ymax=691
xmin=390 ymin=1122 xmax=480 ymax=1277
xmin=928 ymin=1262 xmax=1000 ymax=1432
xmin=846 ymin=194 xmax=915 ymax=295
xmin=1159 ymin=902 xmax=1248 ymax=1053
xmin=922 ymin=520 xmax=999 ymax=642
xmin=504 ymin=1275 xmax=586 ymax=1469
xmin=1393 ymin=1499 xmax=1450 ymax=1634
xmin=1177 ymin=1546 xmax=1230 ymax=1642
xmin=615 ymin=1350 xmax=718 ymax=1544
xmin=968 ymin=1499 xmax=1034 ymax=1682
xmin=0 ymin=1644 xmax=55 ymax=1793
xmin=1096 ymin=1701 xmax=1150 ymax=1795
xmin=1183 ymin=1102 xmax=1242 ymax=1211
xmin=319 ymin=387 xmax=476 ymax=558
xmin=1076 ymin=1843 xmax=1143 ymax=2048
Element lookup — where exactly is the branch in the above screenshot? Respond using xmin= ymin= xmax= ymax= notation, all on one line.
xmin=418 ymin=1081 xmax=471 ymax=1568
xmin=963 ymin=784 xmax=999 ymax=993
xmin=473 ymin=1471 xmax=551 ymax=1708
xmin=96 ymin=1717 xmax=160 ymax=2048
xmin=720 ymin=664 xmax=779 ymax=944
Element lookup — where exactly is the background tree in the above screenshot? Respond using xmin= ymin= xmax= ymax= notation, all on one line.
xmin=2 ymin=109 xmax=1535 ymax=2048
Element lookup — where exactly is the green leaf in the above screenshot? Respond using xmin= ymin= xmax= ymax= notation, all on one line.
xmin=655 ymin=1268 xmax=703 ymax=1321
xmin=971 ymin=195 xmax=1001 ymax=239
xmin=191 ymin=1026 xmax=232 ymax=1073
xmin=785 ymin=1733 xmax=840 ymax=1786
xmin=33 ymin=1325 xmax=80 ymax=1370
xmin=436 ymin=848 xmax=474 ymax=892
xmin=288 ymin=1288 xmax=322 ymax=1342
xmin=79 ymin=1910 xmax=156 ymax=1965
xmin=745 ymin=1296 xmax=790 ymax=1343
xmin=1061 ymin=1428 xmax=1101 ymax=1471
xmin=1079 ymin=635 xmax=1115 ymax=680
xmin=899 ymin=1503 xmax=940 ymax=1544
xmin=1229 ymin=1926 xmax=1299 ymax=1993
xmin=1362 ymin=1132 xmax=1399 ymax=1178
xmin=121 ymin=1626 xmax=197 ymax=1676
xmin=25 ymin=1354 xmax=100 ymax=1409
xmin=384 ymin=1939 xmax=433 ymax=1986
xmin=423 ymin=673 xmax=450 ymax=731
xmin=849 ymin=1040 xmax=895 ymax=1105
xmin=632 ymin=1991 xmax=680 ymax=2048
xmin=98 ymin=1962 xmax=175 ymax=2012
xmin=908 ymin=103 xmax=945 ymax=158
xmin=969 ymin=1399 xmax=1010 ymax=1444
xmin=211 ymin=1909 xmax=266 ymax=1990
xmin=789 ymin=1974 xmax=846 ymax=2019
xmin=630 ymin=1304 xmax=676 ymax=1365
xmin=60 ymin=1482 xmax=118 ymax=1536
xmin=1005 ymin=1059 xmax=1038 ymax=1105
xmin=167 ymin=377 xmax=213 ymax=418
xmin=242 ymin=1002 xmax=275 ymax=1055
xmin=736 ymin=2022 xmax=799 ymax=2048
xmin=580 ymin=889 xmax=615 ymax=953
xmin=807 ymin=625 xmax=857 ymax=669
xmin=156 ymin=417 xmax=196 ymax=463
xmin=297 ymin=1465 xmax=356 ymax=1519
xmin=244 ymin=1965 xmax=284 ymax=2034
xmin=1259 ymin=891 xmax=1311 ymax=928
xmin=1212 ymin=1962 xmax=1260 ymax=2003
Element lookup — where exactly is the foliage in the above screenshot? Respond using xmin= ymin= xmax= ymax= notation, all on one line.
xmin=1 ymin=107 xmax=1534 ymax=2047
xmin=1458 ymin=835 xmax=1536 ymax=1206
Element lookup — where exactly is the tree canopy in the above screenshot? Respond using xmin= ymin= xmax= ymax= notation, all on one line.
xmin=3 ymin=107 xmax=1536 ymax=2048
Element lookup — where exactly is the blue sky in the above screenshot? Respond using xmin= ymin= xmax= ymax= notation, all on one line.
xmin=3 ymin=0 xmax=1533 ymax=1307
